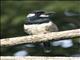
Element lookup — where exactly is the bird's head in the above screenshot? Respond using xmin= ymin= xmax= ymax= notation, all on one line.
xmin=25 ymin=11 xmax=56 ymax=24
xmin=27 ymin=10 xmax=45 ymax=18
xmin=33 ymin=10 xmax=45 ymax=16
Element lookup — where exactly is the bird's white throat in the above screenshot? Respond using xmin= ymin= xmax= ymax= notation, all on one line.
xmin=24 ymin=21 xmax=54 ymax=35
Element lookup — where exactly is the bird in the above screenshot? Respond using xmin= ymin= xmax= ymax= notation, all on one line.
xmin=24 ymin=10 xmax=59 ymax=52
xmin=24 ymin=10 xmax=58 ymax=35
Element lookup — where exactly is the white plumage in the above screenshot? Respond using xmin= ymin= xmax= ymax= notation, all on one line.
xmin=24 ymin=21 xmax=58 ymax=35
xmin=27 ymin=13 xmax=35 ymax=17
xmin=40 ymin=14 xmax=49 ymax=17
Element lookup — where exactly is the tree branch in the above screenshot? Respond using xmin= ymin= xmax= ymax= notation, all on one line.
xmin=0 ymin=29 xmax=80 ymax=47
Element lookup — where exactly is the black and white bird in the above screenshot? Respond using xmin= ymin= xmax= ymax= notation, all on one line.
xmin=24 ymin=11 xmax=58 ymax=35
xmin=23 ymin=11 xmax=59 ymax=53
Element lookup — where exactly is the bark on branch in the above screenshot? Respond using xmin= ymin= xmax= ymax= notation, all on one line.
xmin=0 ymin=29 xmax=80 ymax=47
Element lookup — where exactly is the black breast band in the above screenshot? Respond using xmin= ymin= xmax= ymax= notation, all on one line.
xmin=24 ymin=20 xmax=50 ymax=25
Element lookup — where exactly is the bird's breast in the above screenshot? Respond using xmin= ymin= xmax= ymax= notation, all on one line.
xmin=24 ymin=21 xmax=58 ymax=35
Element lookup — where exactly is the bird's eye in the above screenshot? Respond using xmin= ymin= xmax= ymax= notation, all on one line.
xmin=27 ymin=13 xmax=35 ymax=18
